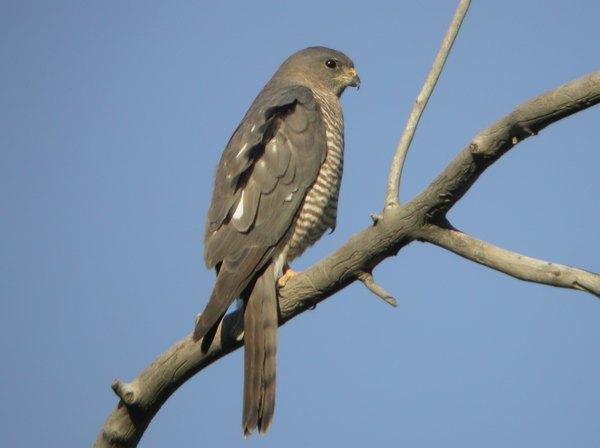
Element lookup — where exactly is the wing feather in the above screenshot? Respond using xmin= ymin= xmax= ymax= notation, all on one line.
xmin=262 ymin=132 xmax=291 ymax=178
xmin=195 ymin=85 xmax=327 ymax=339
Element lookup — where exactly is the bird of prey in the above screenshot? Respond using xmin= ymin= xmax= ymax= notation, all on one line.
xmin=193 ymin=46 xmax=360 ymax=436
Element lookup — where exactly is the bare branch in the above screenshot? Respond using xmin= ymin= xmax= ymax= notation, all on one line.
xmin=95 ymin=70 xmax=600 ymax=448
xmin=419 ymin=224 xmax=600 ymax=298
xmin=357 ymin=271 xmax=398 ymax=307
xmin=416 ymin=71 xmax=600 ymax=220
xmin=95 ymin=201 xmax=419 ymax=447
xmin=385 ymin=0 xmax=471 ymax=207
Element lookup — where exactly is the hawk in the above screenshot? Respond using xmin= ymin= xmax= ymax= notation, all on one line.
xmin=193 ymin=46 xmax=359 ymax=436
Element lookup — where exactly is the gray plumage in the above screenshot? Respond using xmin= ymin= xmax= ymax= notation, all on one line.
xmin=193 ymin=46 xmax=359 ymax=436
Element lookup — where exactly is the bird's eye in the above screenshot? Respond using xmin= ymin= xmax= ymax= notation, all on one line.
xmin=325 ymin=59 xmax=337 ymax=69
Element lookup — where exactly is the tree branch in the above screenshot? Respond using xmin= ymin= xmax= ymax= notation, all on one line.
xmin=357 ymin=271 xmax=398 ymax=307
xmin=95 ymin=69 xmax=600 ymax=448
xmin=415 ymin=71 xmax=600 ymax=220
xmin=385 ymin=0 xmax=471 ymax=207
xmin=418 ymin=223 xmax=600 ymax=298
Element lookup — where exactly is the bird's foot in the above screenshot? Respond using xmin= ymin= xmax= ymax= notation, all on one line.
xmin=277 ymin=267 xmax=298 ymax=288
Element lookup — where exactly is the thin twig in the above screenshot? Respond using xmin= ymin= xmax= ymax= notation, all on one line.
xmin=357 ymin=271 xmax=398 ymax=307
xmin=420 ymin=224 xmax=600 ymax=298
xmin=385 ymin=0 xmax=471 ymax=207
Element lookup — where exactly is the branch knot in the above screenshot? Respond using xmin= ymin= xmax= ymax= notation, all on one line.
xmin=111 ymin=380 xmax=139 ymax=407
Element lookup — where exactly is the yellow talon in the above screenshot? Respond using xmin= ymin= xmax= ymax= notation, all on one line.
xmin=277 ymin=268 xmax=298 ymax=288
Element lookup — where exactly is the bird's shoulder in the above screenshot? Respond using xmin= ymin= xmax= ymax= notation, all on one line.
xmin=203 ymin=84 xmax=328 ymax=268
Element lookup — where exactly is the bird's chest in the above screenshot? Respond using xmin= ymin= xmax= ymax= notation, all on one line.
xmin=286 ymin=95 xmax=344 ymax=261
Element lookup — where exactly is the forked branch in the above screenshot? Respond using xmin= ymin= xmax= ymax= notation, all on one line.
xmin=95 ymin=3 xmax=600 ymax=443
xmin=385 ymin=0 xmax=471 ymax=207
xmin=95 ymin=68 xmax=600 ymax=448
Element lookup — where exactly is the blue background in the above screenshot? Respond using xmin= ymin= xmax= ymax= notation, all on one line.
xmin=2 ymin=1 xmax=599 ymax=446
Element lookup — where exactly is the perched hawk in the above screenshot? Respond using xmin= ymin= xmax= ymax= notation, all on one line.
xmin=193 ymin=47 xmax=359 ymax=436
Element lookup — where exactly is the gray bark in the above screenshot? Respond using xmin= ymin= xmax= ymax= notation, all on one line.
xmin=419 ymin=223 xmax=600 ymax=297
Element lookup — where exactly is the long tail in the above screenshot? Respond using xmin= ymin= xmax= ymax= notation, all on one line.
xmin=193 ymin=262 xmax=250 ymax=349
xmin=242 ymin=264 xmax=277 ymax=436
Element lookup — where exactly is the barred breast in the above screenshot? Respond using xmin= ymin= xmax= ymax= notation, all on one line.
xmin=285 ymin=91 xmax=344 ymax=262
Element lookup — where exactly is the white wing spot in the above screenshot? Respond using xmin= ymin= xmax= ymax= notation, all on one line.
xmin=284 ymin=192 xmax=293 ymax=202
xmin=236 ymin=143 xmax=249 ymax=158
xmin=233 ymin=190 xmax=245 ymax=220
xmin=250 ymin=125 xmax=256 ymax=132
xmin=274 ymin=248 xmax=288 ymax=278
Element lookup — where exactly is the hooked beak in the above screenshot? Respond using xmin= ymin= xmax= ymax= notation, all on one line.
xmin=347 ymin=67 xmax=361 ymax=89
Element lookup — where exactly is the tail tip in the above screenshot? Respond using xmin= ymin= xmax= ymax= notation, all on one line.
xmin=242 ymin=420 xmax=272 ymax=438
xmin=258 ymin=422 xmax=272 ymax=436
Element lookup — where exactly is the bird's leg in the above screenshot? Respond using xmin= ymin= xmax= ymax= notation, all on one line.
xmin=277 ymin=264 xmax=298 ymax=288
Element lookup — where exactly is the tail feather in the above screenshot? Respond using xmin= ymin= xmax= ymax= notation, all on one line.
xmin=242 ymin=284 xmax=262 ymax=434
xmin=258 ymin=289 xmax=277 ymax=434
xmin=193 ymin=265 xmax=249 ymax=346
xmin=242 ymin=264 xmax=278 ymax=436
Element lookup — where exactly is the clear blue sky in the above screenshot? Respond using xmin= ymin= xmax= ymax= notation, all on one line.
xmin=2 ymin=1 xmax=599 ymax=447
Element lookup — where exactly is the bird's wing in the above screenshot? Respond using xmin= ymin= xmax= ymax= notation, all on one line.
xmin=195 ymin=85 xmax=327 ymax=337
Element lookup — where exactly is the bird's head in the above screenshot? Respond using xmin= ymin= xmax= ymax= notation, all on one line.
xmin=275 ymin=46 xmax=360 ymax=96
